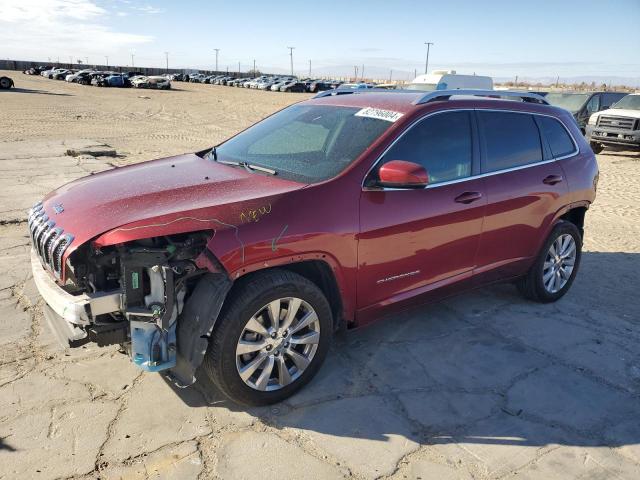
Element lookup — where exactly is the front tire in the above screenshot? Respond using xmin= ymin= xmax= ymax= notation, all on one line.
xmin=517 ymin=221 xmax=582 ymax=303
xmin=203 ymin=269 xmax=332 ymax=406
xmin=590 ymin=141 xmax=604 ymax=154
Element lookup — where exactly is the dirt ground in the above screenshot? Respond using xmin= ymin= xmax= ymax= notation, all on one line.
xmin=1 ymin=71 xmax=639 ymax=480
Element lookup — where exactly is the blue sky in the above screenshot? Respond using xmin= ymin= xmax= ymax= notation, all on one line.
xmin=1 ymin=0 xmax=639 ymax=82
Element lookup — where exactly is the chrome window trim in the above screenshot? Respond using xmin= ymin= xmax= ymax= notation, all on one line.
xmin=361 ymin=107 xmax=580 ymax=192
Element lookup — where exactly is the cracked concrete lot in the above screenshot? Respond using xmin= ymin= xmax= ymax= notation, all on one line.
xmin=1 ymin=73 xmax=639 ymax=479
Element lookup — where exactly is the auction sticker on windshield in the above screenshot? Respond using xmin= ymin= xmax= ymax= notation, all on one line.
xmin=355 ymin=107 xmax=403 ymax=123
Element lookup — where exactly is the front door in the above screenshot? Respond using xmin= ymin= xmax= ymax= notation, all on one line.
xmin=357 ymin=110 xmax=486 ymax=310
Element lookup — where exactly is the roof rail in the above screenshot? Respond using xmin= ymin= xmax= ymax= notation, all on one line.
xmin=312 ymin=87 xmax=421 ymax=99
xmin=413 ymin=89 xmax=549 ymax=105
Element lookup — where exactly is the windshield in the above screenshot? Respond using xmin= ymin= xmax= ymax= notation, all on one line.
xmin=406 ymin=83 xmax=438 ymax=91
xmin=610 ymin=95 xmax=640 ymax=110
xmin=215 ymin=105 xmax=393 ymax=183
xmin=545 ymin=93 xmax=590 ymax=113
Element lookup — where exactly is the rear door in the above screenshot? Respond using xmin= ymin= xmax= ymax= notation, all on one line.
xmin=357 ymin=110 xmax=486 ymax=309
xmin=474 ymin=110 xmax=571 ymax=282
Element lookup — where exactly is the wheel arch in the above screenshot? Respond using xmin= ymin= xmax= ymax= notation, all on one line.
xmin=227 ymin=256 xmax=351 ymax=330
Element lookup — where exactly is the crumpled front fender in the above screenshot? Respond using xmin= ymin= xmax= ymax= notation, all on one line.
xmin=166 ymin=272 xmax=232 ymax=387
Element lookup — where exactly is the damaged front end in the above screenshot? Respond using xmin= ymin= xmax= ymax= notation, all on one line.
xmin=30 ymin=215 xmax=231 ymax=386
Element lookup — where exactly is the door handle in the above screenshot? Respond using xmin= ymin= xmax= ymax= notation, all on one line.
xmin=543 ymin=175 xmax=563 ymax=185
xmin=454 ymin=191 xmax=483 ymax=204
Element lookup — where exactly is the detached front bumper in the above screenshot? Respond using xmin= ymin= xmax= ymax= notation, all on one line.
xmin=31 ymin=249 xmax=122 ymax=345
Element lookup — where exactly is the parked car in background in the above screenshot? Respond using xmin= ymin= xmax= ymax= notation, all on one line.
xmin=407 ymin=70 xmax=493 ymax=91
xmin=131 ymin=75 xmax=171 ymax=89
xmin=270 ymin=77 xmax=296 ymax=91
xmin=280 ymin=81 xmax=307 ymax=93
xmin=308 ymin=80 xmax=340 ymax=93
xmin=189 ymin=74 xmax=206 ymax=83
xmin=586 ymin=93 xmax=640 ymax=153
xmin=52 ymin=69 xmax=72 ymax=80
xmin=29 ymin=89 xmax=596 ymax=406
xmin=95 ymin=74 xmax=127 ymax=88
xmin=545 ymin=91 xmax=627 ymax=133
xmin=66 ymin=70 xmax=94 ymax=82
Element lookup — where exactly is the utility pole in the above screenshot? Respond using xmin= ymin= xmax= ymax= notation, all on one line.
xmin=253 ymin=59 xmax=256 ymax=73
xmin=131 ymin=53 xmax=134 ymax=67
xmin=214 ymin=49 xmax=220 ymax=72
xmin=308 ymin=60 xmax=311 ymax=77
xmin=514 ymin=75 xmax=518 ymax=87
xmin=164 ymin=51 xmax=169 ymax=72
xmin=354 ymin=65 xmax=358 ymax=80
xmin=238 ymin=61 xmax=240 ymax=74
xmin=389 ymin=69 xmax=393 ymax=82
xmin=424 ymin=41 xmax=434 ymax=74
xmin=361 ymin=64 xmax=364 ymax=81
xmin=105 ymin=55 xmax=109 ymax=67
xmin=287 ymin=47 xmax=295 ymax=76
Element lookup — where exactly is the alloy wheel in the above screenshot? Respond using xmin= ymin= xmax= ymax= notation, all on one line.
xmin=235 ymin=297 xmax=321 ymax=391
xmin=543 ymin=234 xmax=576 ymax=293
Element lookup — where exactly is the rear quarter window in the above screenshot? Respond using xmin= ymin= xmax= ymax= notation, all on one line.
xmin=537 ymin=116 xmax=576 ymax=158
xmin=478 ymin=111 xmax=543 ymax=172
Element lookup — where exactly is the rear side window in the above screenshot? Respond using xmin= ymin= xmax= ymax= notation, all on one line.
xmin=538 ymin=116 xmax=576 ymax=158
xmin=478 ymin=111 xmax=543 ymax=172
xmin=380 ymin=111 xmax=472 ymax=184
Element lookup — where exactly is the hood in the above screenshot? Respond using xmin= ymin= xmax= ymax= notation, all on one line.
xmin=40 ymin=153 xmax=305 ymax=251
xmin=592 ymin=108 xmax=640 ymax=120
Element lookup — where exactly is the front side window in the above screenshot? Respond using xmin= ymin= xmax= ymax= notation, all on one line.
xmin=378 ymin=111 xmax=473 ymax=184
xmin=538 ymin=116 xmax=576 ymax=158
xmin=478 ymin=111 xmax=543 ymax=172
xmin=586 ymin=95 xmax=600 ymax=114
xmin=546 ymin=93 xmax=590 ymax=113
xmin=215 ymin=105 xmax=392 ymax=183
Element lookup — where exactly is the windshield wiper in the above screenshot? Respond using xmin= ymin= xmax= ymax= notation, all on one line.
xmin=204 ymin=146 xmax=218 ymax=162
xmin=216 ymin=159 xmax=277 ymax=176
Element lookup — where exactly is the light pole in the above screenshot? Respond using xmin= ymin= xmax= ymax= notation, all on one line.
xmin=424 ymin=42 xmax=434 ymax=74
xmin=308 ymin=59 xmax=311 ymax=77
xmin=214 ymin=49 xmax=220 ymax=72
xmin=238 ymin=61 xmax=240 ymax=74
xmin=287 ymin=46 xmax=295 ymax=76
xmin=105 ymin=55 xmax=109 ymax=67
xmin=131 ymin=53 xmax=135 ymax=68
xmin=253 ymin=59 xmax=256 ymax=73
xmin=164 ymin=51 xmax=169 ymax=72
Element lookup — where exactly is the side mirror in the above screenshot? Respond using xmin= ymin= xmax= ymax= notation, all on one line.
xmin=378 ymin=160 xmax=428 ymax=189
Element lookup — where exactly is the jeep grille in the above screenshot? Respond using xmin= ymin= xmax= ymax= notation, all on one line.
xmin=27 ymin=202 xmax=74 ymax=280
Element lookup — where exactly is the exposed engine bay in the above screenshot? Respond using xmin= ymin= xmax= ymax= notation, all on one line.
xmin=64 ymin=232 xmax=215 ymax=374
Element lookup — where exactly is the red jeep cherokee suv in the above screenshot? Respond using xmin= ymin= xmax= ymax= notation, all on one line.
xmin=29 ymin=89 xmax=597 ymax=405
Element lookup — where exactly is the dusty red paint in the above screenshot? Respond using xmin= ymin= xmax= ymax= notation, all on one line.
xmin=39 ymin=93 xmax=597 ymax=327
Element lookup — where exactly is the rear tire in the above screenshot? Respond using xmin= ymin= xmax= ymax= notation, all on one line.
xmin=517 ymin=221 xmax=582 ymax=303
xmin=203 ymin=269 xmax=332 ymax=406
xmin=590 ymin=141 xmax=604 ymax=154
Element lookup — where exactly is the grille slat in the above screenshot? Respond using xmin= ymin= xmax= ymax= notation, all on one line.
xmin=27 ymin=202 xmax=73 ymax=280
xmin=597 ymin=115 xmax=636 ymax=131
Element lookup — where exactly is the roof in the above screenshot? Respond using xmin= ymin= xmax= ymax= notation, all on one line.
xmin=306 ymin=91 xmax=426 ymax=113
xmin=306 ymin=89 xmax=549 ymax=113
